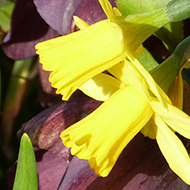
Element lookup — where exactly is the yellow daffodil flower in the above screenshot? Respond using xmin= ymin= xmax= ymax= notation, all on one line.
xmin=35 ymin=0 xmax=190 ymax=185
xmin=72 ymin=53 xmax=190 ymax=184
xmin=36 ymin=0 xmax=169 ymax=100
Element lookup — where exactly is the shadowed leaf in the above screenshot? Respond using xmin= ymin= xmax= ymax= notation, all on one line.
xmin=37 ymin=62 xmax=61 ymax=107
xmin=2 ymin=0 xmax=59 ymax=60
xmin=34 ymin=0 xmax=116 ymax=35
xmin=18 ymin=97 xmax=102 ymax=159
xmin=59 ymin=134 xmax=189 ymax=190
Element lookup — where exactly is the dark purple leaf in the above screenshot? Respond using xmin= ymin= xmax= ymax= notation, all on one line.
xmin=36 ymin=149 xmax=69 ymax=190
xmin=33 ymin=0 xmax=116 ymax=35
xmin=2 ymin=0 xmax=59 ymax=60
xmin=58 ymin=134 xmax=189 ymax=190
xmin=58 ymin=156 xmax=98 ymax=190
xmin=17 ymin=97 xmax=102 ymax=158
xmin=38 ymin=62 xmax=62 ymax=107
xmin=73 ymin=0 xmax=116 ymax=28
xmin=6 ymin=148 xmax=68 ymax=190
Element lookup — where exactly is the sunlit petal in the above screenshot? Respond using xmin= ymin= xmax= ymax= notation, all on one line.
xmin=73 ymin=16 xmax=89 ymax=30
xmin=79 ymin=73 xmax=124 ymax=101
xmin=98 ymin=0 xmax=114 ymax=21
xmin=36 ymin=20 xmax=124 ymax=100
xmin=134 ymin=44 xmax=143 ymax=56
xmin=153 ymin=115 xmax=190 ymax=185
xmin=61 ymin=86 xmax=153 ymax=176
xmin=151 ymin=100 xmax=190 ymax=139
xmin=117 ymin=8 xmax=169 ymax=54
xmin=113 ymin=7 xmax=122 ymax=16
xmin=127 ymin=52 xmax=171 ymax=110
xmin=141 ymin=117 xmax=157 ymax=139
xmin=109 ymin=60 xmax=152 ymax=101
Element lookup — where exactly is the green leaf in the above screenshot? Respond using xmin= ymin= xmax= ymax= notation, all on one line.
xmin=118 ymin=8 xmax=169 ymax=54
xmin=150 ymin=36 xmax=190 ymax=93
xmin=117 ymin=0 xmax=189 ymax=52
xmin=165 ymin=0 xmax=190 ymax=22
xmin=0 ymin=0 xmax=14 ymax=32
xmin=117 ymin=0 xmax=168 ymax=15
xmin=155 ymin=22 xmax=183 ymax=53
xmin=135 ymin=48 xmax=158 ymax=72
xmin=13 ymin=133 xmax=38 ymax=190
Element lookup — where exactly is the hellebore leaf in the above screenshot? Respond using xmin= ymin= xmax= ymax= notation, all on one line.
xmin=33 ymin=0 xmax=116 ymax=35
xmin=2 ymin=0 xmax=59 ymax=60
xmin=58 ymin=156 xmax=98 ymax=190
xmin=18 ymin=97 xmax=102 ymax=159
xmin=35 ymin=149 xmax=68 ymax=190
xmin=59 ymin=134 xmax=188 ymax=189
xmin=37 ymin=62 xmax=61 ymax=107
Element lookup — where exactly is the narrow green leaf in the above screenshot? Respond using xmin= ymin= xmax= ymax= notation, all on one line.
xmin=135 ymin=48 xmax=158 ymax=72
xmin=155 ymin=22 xmax=183 ymax=52
xmin=13 ymin=133 xmax=38 ymax=190
xmin=150 ymin=36 xmax=190 ymax=92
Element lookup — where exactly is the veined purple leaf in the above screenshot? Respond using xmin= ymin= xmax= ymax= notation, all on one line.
xmin=18 ymin=97 xmax=102 ymax=159
xmin=59 ymin=134 xmax=188 ymax=190
xmin=33 ymin=0 xmax=116 ymax=35
xmin=37 ymin=62 xmax=61 ymax=107
xmin=2 ymin=0 xmax=59 ymax=60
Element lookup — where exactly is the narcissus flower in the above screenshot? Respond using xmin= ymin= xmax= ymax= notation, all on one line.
xmin=62 ymin=54 xmax=190 ymax=184
xmin=35 ymin=0 xmax=190 ymax=185
xmin=35 ymin=0 xmax=170 ymax=100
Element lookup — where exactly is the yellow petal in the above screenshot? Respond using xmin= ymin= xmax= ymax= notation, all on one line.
xmin=134 ymin=44 xmax=143 ymax=56
xmin=127 ymin=52 xmax=171 ymax=110
xmin=141 ymin=117 xmax=157 ymax=139
xmin=98 ymin=0 xmax=114 ymax=21
xmin=119 ymin=8 xmax=169 ymax=54
xmin=153 ymin=115 xmax=190 ymax=185
xmin=168 ymin=59 xmax=190 ymax=109
xmin=73 ymin=16 xmax=89 ymax=30
xmin=60 ymin=86 xmax=153 ymax=176
xmin=151 ymin=100 xmax=190 ymax=139
xmin=36 ymin=20 xmax=124 ymax=100
xmin=113 ymin=7 xmax=122 ymax=16
xmin=79 ymin=73 xmax=124 ymax=101
xmin=109 ymin=60 xmax=158 ymax=104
